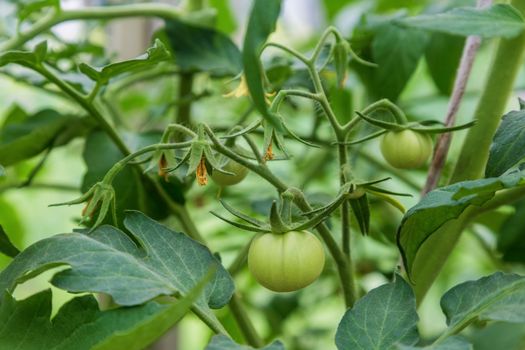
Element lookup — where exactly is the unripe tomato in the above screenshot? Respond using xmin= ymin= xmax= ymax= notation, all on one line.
xmin=211 ymin=159 xmax=248 ymax=186
xmin=248 ymin=230 xmax=325 ymax=292
xmin=380 ymin=130 xmax=433 ymax=169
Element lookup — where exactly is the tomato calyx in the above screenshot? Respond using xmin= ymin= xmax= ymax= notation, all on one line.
xmin=146 ymin=124 xmax=244 ymax=186
xmin=211 ymin=183 xmax=392 ymax=235
xmin=342 ymin=104 xmax=475 ymax=148
xmin=50 ymin=181 xmax=116 ymax=230
xmin=219 ymin=112 xmax=320 ymax=163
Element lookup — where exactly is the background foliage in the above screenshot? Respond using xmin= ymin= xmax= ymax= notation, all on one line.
xmin=2 ymin=0 xmax=525 ymax=349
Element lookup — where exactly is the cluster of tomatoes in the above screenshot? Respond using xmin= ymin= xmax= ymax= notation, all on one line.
xmin=210 ymin=129 xmax=433 ymax=293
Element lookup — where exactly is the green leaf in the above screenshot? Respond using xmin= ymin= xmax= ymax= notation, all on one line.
xmin=441 ymin=272 xmax=525 ymax=333
xmin=0 ymin=109 xmax=70 ymax=166
xmin=206 ymin=335 xmax=285 ymax=350
xmin=397 ymin=170 xmax=525 ymax=278
xmin=397 ymin=336 xmax=472 ymax=350
xmin=0 ymin=270 xmax=208 ymax=350
xmin=371 ymin=23 xmax=428 ymax=101
xmin=398 ymin=4 xmax=525 ymax=39
xmin=497 ymin=199 xmax=525 ymax=263
xmin=0 ymin=211 xmax=234 ymax=330
xmin=0 ymin=199 xmax=24 ymax=270
xmin=209 ymin=0 xmax=237 ymax=34
xmin=79 ymin=39 xmax=170 ymax=85
xmin=0 ymin=41 xmax=47 ymax=68
xmin=2 ymin=104 xmax=28 ymax=126
xmin=242 ymin=0 xmax=282 ymax=128
xmin=335 ymin=276 xmax=419 ymax=350
xmin=163 ymin=18 xmax=241 ymax=76
xmin=0 ymin=225 xmax=19 ymax=258
xmin=468 ymin=321 xmax=525 ymax=350
xmin=425 ymin=33 xmax=465 ymax=95
xmin=486 ymin=109 xmax=525 ymax=177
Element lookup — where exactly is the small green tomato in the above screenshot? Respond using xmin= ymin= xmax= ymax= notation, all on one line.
xmin=248 ymin=230 xmax=325 ymax=292
xmin=380 ymin=129 xmax=433 ymax=169
xmin=211 ymin=159 xmax=248 ymax=186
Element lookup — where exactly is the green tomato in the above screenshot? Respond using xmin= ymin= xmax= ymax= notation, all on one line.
xmin=248 ymin=230 xmax=325 ymax=292
xmin=211 ymin=159 xmax=248 ymax=186
xmin=380 ymin=129 xmax=433 ymax=169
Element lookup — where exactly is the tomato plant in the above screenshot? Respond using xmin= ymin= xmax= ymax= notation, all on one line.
xmin=2 ymin=0 xmax=525 ymax=349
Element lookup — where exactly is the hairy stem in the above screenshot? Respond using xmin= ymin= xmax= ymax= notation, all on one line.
xmin=338 ymin=144 xmax=352 ymax=257
xmin=450 ymin=4 xmax=525 ymax=183
xmin=305 ymin=62 xmax=358 ymax=304
xmin=37 ymin=65 xmax=132 ymax=156
xmin=423 ymin=0 xmax=492 ymax=194
xmin=411 ymin=0 xmax=525 ymax=302
xmin=228 ymin=294 xmax=264 ymax=347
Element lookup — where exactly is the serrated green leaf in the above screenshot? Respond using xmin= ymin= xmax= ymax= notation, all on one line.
xmin=0 ymin=109 xmax=70 ymax=166
xmin=93 ymin=269 xmax=213 ymax=350
xmin=163 ymin=19 xmax=241 ymax=76
xmin=335 ymin=276 xmax=419 ymax=350
xmin=371 ymin=23 xmax=428 ymax=101
xmin=0 ymin=211 xmax=234 ymax=330
xmin=398 ymin=4 xmax=525 ymax=39
xmin=0 ymin=270 xmax=208 ymax=350
xmin=441 ymin=272 xmax=525 ymax=333
xmin=0 ymin=225 xmax=19 ymax=258
xmin=206 ymin=334 xmax=285 ymax=350
xmin=486 ymin=109 xmax=525 ymax=177
xmin=242 ymin=0 xmax=282 ymax=128
xmin=425 ymin=33 xmax=464 ymax=95
xmin=397 ymin=170 xmax=525 ymax=278
xmin=79 ymin=39 xmax=170 ymax=85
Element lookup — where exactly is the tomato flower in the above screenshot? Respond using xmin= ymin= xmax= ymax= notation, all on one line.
xmin=223 ymin=74 xmax=274 ymax=104
xmin=196 ymin=156 xmax=208 ymax=186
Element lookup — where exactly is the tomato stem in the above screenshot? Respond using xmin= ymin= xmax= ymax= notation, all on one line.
xmin=0 ymin=3 xmax=185 ymax=52
xmin=410 ymin=0 xmax=525 ymax=303
xmin=359 ymin=99 xmax=408 ymax=125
